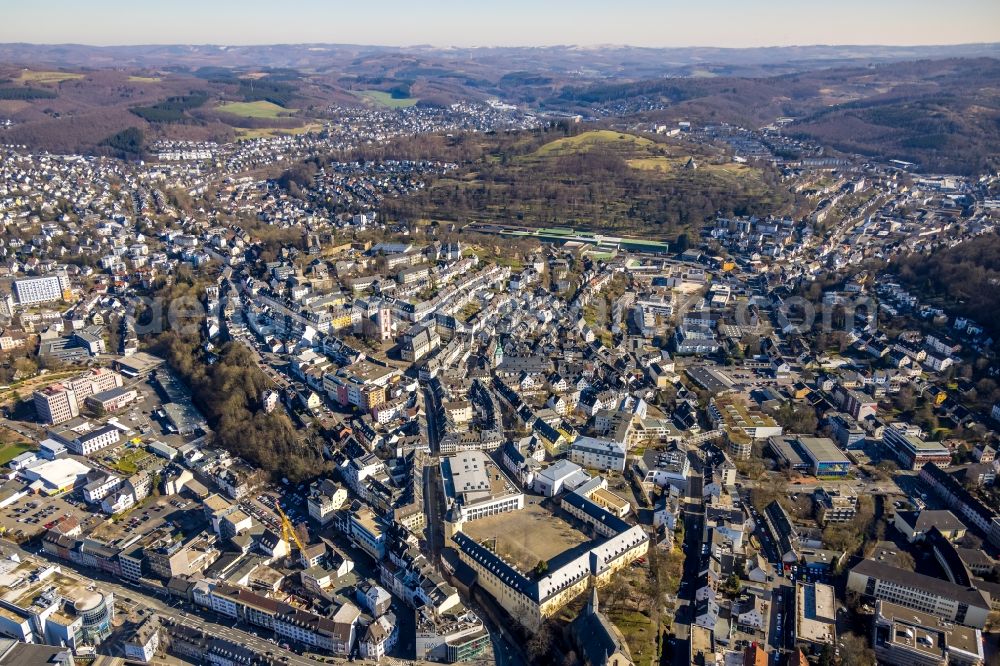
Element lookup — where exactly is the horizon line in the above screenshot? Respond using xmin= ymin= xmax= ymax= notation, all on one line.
xmin=1 ymin=40 xmax=999 ymax=51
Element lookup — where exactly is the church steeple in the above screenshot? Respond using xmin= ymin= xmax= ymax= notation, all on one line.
xmin=587 ymin=585 xmax=599 ymax=615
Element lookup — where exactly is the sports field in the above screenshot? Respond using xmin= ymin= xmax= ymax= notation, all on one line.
xmin=0 ymin=441 xmax=33 ymax=465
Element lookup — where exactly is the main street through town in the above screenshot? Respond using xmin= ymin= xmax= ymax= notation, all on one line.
xmin=1 ymin=538 xmax=336 ymax=666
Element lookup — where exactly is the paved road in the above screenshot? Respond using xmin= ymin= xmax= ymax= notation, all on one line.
xmin=767 ymin=583 xmax=793 ymax=657
xmin=422 ymin=385 xmax=443 ymax=455
xmin=0 ymin=414 xmax=44 ymax=439
xmin=669 ymin=502 xmax=705 ymax=666
xmin=3 ymin=539 xmax=334 ymax=666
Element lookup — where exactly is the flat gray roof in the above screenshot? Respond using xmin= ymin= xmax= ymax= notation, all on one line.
xmin=798 ymin=437 xmax=850 ymax=464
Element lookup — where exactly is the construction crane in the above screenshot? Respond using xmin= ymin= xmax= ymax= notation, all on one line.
xmin=275 ymin=504 xmax=307 ymax=556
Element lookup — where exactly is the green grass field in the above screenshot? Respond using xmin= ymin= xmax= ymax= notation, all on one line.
xmin=216 ymin=100 xmax=297 ymax=119
xmin=127 ymin=75 xmax=162 ymax=83
xmin=111 ymin=448 xmax=152 ymax=475
xmin=608 ymin=609 xmax=657 ymax=666
xmin=17 ymin=70 xmax=84 ymax=84
xmin=0 ymin=442 xmax=33 ymax=465
xmin=359 ymin=90 xmax=419 ymax=108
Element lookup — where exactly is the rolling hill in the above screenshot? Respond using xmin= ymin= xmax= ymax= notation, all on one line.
xmin=379 ymin=128 xmax=796 ymax=238
xmin=545 ymin=58 xmax=1000 ymax=175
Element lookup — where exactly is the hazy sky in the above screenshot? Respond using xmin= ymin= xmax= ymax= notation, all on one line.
xmin=4 ymin=0 xmax=999 ymax=48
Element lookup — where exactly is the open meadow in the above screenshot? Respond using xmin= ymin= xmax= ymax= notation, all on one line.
xmin=216 ymin=100 xmax=297 ymax=118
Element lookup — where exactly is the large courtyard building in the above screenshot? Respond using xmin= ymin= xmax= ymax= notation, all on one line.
xmin=452 ymin=523 xmax=647 ymax=632
xmin=451 ymin=474 xmax=648 ymax=632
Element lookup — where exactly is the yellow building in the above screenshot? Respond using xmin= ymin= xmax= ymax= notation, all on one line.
xmin=452 ymin=524 xmax=648 ymax=632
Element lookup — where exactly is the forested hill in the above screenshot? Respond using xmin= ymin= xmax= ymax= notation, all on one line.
xmin=890 ymin=232 xmax=1000 ymax=347
xmin=378 ymin=128 xmax=797 ymax=239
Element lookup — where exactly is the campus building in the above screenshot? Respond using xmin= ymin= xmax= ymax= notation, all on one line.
xmin=452 ymin=523 xmax=648 ymax=632
xmin=883 ymin=427 xmax=951 ymax=470
xmin=33 ymin=369 xmax=124 ymax=425
xmin=847 ymin=559 xmax=991 ymax=629
xmin=440 ymin=451 xmax=524 ymax=523
xmin=769 ymin=436 xmax=851 ymax=477
xmin=452 ymin=475 xmax=647 ymax=632
xmin=873 ymin=600 xmax=984 ymax=666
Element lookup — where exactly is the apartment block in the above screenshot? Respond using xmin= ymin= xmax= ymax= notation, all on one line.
xmin=13 ymin=274 xmax=66 ymax=305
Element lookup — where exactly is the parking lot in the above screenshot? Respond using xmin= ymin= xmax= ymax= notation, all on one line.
xmin=0 ymin=492 xmax=95 ymax=542
xmin=89 ymin=494 xmax=208 ymax=545
xmin=116 ymin=376 xmax=199 ymax=450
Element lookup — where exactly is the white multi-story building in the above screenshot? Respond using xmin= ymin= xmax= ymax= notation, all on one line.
xmin=873 ymin=600 xmax=984 ymax=666
xmin=69 ymin=368 xmax=124 ymax=400
xmin=440 ymin=451 xmax=524 ymax=523
xmin=33 ymin=369 xmax=124 ymax=425
xmin=360 ymin=614 xmax=398 ymax=661
xmin=55 ymin=424 xmax=122 ymax=456
xmin=85 ymin=427 xmax=119 ymax=457
xmin=13 ymin=274 xmax=66 ymax=305
xmin=307 ymin=479 xmax=348 ymax=525
xmin=532 ymin=459 xmax=588 ymax=497
xmin=350 ymin=507 xmax=388 ymax=559
xmin=123 ymin=617 xmax=160 ymax=663
xmin=847 ymin=559 xmax=991 ymax=629
xmin=34 ymin=385 xmax=79 ymax=425
xmin=83 ymin=473 xmax=122 ymax=504
xmin=569 ymin=436 xmax=627 ymax=473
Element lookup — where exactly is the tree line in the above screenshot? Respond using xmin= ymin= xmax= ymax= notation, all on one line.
xmin=0 ymin=86 xmax=57 ymax=100
xmin=130 ymin=91 xmax=209 ymax=123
